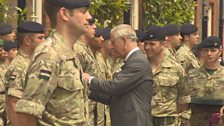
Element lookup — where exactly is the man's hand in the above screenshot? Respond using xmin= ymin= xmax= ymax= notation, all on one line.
xmin=82 ymin=73 xmax=91 ymax=82
xmin=220 ymin=106 xmax=224 ymax=115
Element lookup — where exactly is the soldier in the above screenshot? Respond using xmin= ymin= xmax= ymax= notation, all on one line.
xmin=189 ymin=36 xmax=224 ymax=126
xmin=0 ymin=23 xmax=16 ymax=42
xmin=4 ymin=21 xmax=45 ymax=126
xmin=15 ymin=0 xmax=92 ymax=126
xmin=175 ymin=23 xmax=200 ymax=72
xmin=0 ymin=41 xmax=17 ymax=126
xmin=163 ymin=24 xmax=182 ymax=62
xmin=2 ymin=41 xmax=18 ymax=65
xmin=175 ymin=24 xmax=200 ymax=126
xmin=73 ymin=19 xmax=106 ymax=126
xmin=143 ymin=26 xmax=190 ymax=126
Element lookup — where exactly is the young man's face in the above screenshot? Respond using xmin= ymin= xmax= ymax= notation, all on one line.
xmin=0 ymin=47 xmax=7 ymax=61
xmin=167 ymin=32 xmax=182 ymax=49
xmin=85 ymin=23 xmax=96 ymax=38
xmin=0 ymin=32 xmax=16 ymax=42
xmin=7 ymin=48 xmax=18 ymax=61
xmin=30 ymin=33 xmax=45 ymax=51
xmin=189 ymin=31 xmax=199 ymax=47
xmin=144 ymin=40 xmax=164 ymax=59
xmin=202 ymin=48 xmax=222 ymax=64
xmin=67 ymin=7 xmax=92 ymax=35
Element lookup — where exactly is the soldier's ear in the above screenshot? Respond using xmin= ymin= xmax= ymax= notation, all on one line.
xmin=59 ymin=7 xmax=69 ymax=22
xmin=23 ymin=35 xmax=31 ymax=46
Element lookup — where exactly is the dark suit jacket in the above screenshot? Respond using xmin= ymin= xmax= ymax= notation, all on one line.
xmin=89 ymin=49 xmax=153 ymax=126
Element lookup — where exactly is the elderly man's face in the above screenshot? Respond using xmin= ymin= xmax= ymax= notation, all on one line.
xmin=110 ymin=33 xmax=126 ymax=59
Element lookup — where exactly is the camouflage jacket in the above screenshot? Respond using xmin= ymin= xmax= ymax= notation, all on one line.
xmin=151 ymin=56 xmax=190 ymax=117
xmin=16 ymin=31 xmax=86 ymax=126
xmin=188 ymin=65 xmax=224 ymax=105
xmin=5 ymin=49 xmax=30 ymax=98
xmin=175 ymin=44 xmax=200 ymax=73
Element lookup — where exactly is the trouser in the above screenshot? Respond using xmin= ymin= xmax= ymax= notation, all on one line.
xmin=179 ymin=110 xmax=191 ymax=126
xmin=152 ymin=116 xmax=179 ymax=126
xmin=190 ymin=104 xmax=220 ymax=126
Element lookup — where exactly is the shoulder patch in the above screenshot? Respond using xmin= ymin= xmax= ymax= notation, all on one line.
xmin=39 ymin=69 xmax=52 ymax=81
xmin=9 ymin=74 xmax=16 ymax=81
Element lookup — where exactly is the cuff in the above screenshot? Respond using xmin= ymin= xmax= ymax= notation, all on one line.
xmin=7 ymin=88 xmax=23 ymax=99
xmin=16 ymin=99 xmax=45 ymax=118
xmin=89 ymin=76 xmax=94 ymax=84
xmin=178 ymin=95 xmax=191 ymax=104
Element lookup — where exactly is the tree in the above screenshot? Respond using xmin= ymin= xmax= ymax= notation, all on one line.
xmin=89 ymin=0 xmax=129 ymax=27
xmin=0 ymin=0 xmax=26 ymax=24
xmin=142 ymin=0 xmax=196 ymax=29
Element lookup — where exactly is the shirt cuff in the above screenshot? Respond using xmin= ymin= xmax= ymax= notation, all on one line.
xmin=16 ymin=99 xmax=45 ymax=118
xmin=89 ymin=76 xmax=94 ymax=84
xmin=178 ymin=95 xmax=191 ymax=104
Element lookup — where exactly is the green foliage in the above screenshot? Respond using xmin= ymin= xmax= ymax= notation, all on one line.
xmin=0 ymin=0 xmax=12 ymax=22
xmin=89 ymin=0 xmax=129 ymax=28
xmin=0 ymin=0 xmax=26 ymax=24
xmin=142 ymin=0 xmax=196 ymax=29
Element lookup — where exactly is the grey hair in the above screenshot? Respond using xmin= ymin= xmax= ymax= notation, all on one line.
xmin=111 ymin=24 xmax=137 ymax=41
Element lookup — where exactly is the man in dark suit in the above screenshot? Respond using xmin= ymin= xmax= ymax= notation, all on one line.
xmin=83 ymin=24 xmax=153 ymax=126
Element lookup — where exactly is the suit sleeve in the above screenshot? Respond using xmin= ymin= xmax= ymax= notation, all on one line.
xmin=88 ymin=90 xmax=111 ymax=105
xmin=89 ymin=59 xmax=150 ymax=95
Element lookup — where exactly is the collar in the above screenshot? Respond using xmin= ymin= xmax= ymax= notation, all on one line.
xmin=125 ymin=47 xmax=140 ymax=61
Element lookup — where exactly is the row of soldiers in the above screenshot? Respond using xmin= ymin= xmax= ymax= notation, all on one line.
xmin=0 ymin=1 xmax=223 ymax=126
xmin=138 ymin=24 xmax=224 ymax=126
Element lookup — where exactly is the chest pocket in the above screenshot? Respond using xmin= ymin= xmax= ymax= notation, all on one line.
xmin=57 ymin=56 xmax=83 ymax=92
xmin=212 ymin=77 xmax=224 ymax=99
xmin=48 ymin=56 xmax=84 ymax=115
xmin=188 ymin=72 xmax=206 ymax=97
xmin=155 ymin=74 xmax=179 ymax=102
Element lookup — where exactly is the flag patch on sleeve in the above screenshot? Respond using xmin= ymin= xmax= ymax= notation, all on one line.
xmin=39 ymin=70 xmax=52 ymax=81
xmin=9 ymin=75 xmax=16 ymax=81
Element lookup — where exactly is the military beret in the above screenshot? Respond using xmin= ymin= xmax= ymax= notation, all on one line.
xmin=200 ymin=36 xmax=222 ymax=48
xmin=135 ymin=29 xmax=146 ymax=42
xmin=17 ymin=21 xmax=45 ymax=33
xmin=143 ymin=26 xmax=166 ymax=41
xmin=181 ymin=23 xmax=198 ymax=34
xmin=3 ymin=41 xmax=17 ymax=51
xmin=102 ymin=27 xmax=111 ymax=40
xmin=0 ymin=23 xmax=13 ymax=35
xmin=47 ymin=0 xmax=90 ymax=9
xmin=163 ymin=24 xmax=180 ymax=35
xmin=0 ymin=39 xmax=3 ymax=47
xmin=95 ymin=26 xmax=103 ymax=37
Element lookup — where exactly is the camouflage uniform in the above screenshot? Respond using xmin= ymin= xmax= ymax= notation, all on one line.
xmin=188 ymin=65 xmax=224 ymax=126
xmin=175 ymin=44 xmax=200 ymax=126
xmin=106 ymin=58 xmax=124 ymax=77
xmin=73 ymin=40 xmax=105 ymax=126
xmin=151 ymin=56 xmax=190 ymax=126
xmin=175 ymin=44 xmax=200 ymax=73
xmin=5 ymin=50 xmax=30 ymax=99
xmin=0 ymin=62 xmax=8 ymax=126
xmin=16 ymin=31 xmax=86 ymax=126
xmin=95 ymin=52 xmax=111 ymax=126
xmin=164 ymin=48 xmax=178 ymax=63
